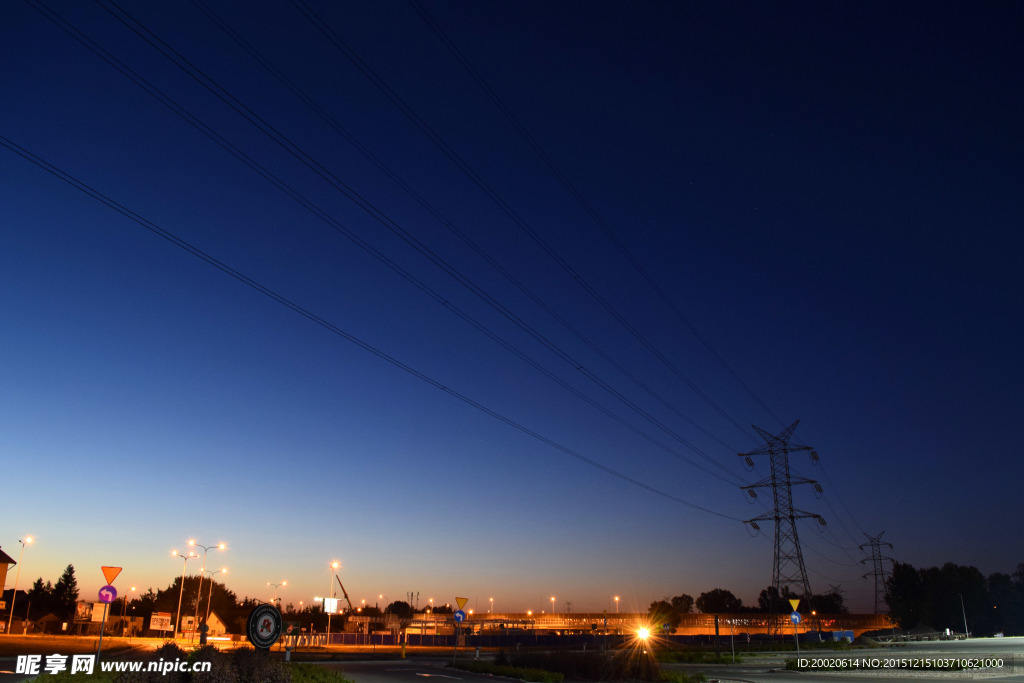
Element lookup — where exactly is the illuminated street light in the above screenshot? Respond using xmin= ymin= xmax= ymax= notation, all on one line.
xmin=550 ymin=596 xmax=555 ymax=614
xmin=615 ymin=596 xmax=620 ymax=614
xmin=268 ymin=581 xmax=287 ymax=605
xmin=489 ymin=597 xmax=493 ymax=613
xmin=637 ymin=626 xmax=650 ymax=653
xmin=171 ymin=550 xmax=197 ymax=639
xmin=204 ymin=568 xmax=226 ymax=626
xmin=188 ymin=540 xmax=226 ymax=642
xmin=6 ymin=537 xmax=32 ymax=635
xmin=328 ymin=561 xmax=339 ymax=640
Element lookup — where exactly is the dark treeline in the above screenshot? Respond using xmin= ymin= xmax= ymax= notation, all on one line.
xmin=648 ymin=586 xmax=846 ymax=632
xmin=886 ymin=561 xmax=1024 ymax=636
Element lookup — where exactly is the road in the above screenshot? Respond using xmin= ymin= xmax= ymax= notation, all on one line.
xmin=663 ymin=636 xmax=1024 ymax=683
xmin=318 ymin=659 xmax=506 ymax=683
xmin=1 ymin=637 xmax=1021 ymax=682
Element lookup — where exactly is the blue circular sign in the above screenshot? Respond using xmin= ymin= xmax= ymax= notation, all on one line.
xmin=98 ymin=585 xmax=118 ymax=603
xmin=453 ymin=609 xmax=467 ymax=622
xmin=790 ymin=611 xmax=801 ymax=624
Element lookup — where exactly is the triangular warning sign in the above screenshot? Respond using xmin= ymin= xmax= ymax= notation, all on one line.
xmin=788 ymin=598 xmax=800 ymax=612
xmin=455 ymin=596 xmax=468 ymax=610
xmin=101 ymin=566 xmax=122 ymax=585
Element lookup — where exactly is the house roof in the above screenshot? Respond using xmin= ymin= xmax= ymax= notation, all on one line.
xmin=0 ymin=547 xmax=16 ymax=565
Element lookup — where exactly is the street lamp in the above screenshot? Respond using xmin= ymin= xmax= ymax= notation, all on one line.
xmin=328 ymin=561 xmax=339 ymax=640
xmin=489 ymin=597 xmax=494 ymax=613
xmin=614 ymin=596 xmax=620 ymax=614
xmin=6 ymin=537 xmax=32 ymax=635
xmin=551 ymin=596 xmax=556 ymax=614
xmin=268 ymin=581 xmax=287 ymax=606
xmin=188 ymin=540 xmax=225 ymax=642
xmin=171 ymin=550 xmax=197 ymax=639
xmin=121 ymin=586 xmax=136 ymax=635
xmin=204 ymin=568 xmax=226 ymax=626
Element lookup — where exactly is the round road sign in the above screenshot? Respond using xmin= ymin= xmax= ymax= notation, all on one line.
xmin=453 ymin=609 xmax=467 ymax=623
xmin=790 ymin=611 xmax=802 ymax=624
xmin=98 ymin=585 xmax=117 ymax=603
xmin=246 ymin=604 xmax=283 ymax=649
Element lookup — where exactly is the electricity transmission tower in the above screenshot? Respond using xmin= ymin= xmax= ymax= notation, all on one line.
xmin=739 ymin=421 xmax=826 ymax=610
xmin=860 ymin=532 xmax=894 ymax=612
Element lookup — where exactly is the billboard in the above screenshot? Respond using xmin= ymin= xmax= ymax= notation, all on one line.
xmin=150 ymin=612 xmax=173 ymax=632
xmin=323 ymin=598 xmax=339 ymax=615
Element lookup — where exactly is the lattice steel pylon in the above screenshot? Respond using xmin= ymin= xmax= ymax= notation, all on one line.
xmin=739 ymin=420 xmax=825 ymax=609
xmin=859 ymin=532 xmax=894 ymax=613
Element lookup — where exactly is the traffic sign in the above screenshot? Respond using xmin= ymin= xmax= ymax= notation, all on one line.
xmin=456 ymin=597 xmax=469 ymax=610
xmin=789 ymin=598 xmax=800 ymax=611
xmin=101 ymin=566 xmax=122 ymax=585
xmin=99 ymin=585 xmax=118 ymax=603
xmin=790 ymin=611 xmax=801 ymax=624
xmin=453 ymin=610 xmax=467 ymax=623
xmin=246 ymin=604 xmax=283 ymax=650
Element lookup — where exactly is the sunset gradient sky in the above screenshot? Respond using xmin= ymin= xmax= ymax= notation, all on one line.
xmin=2 ymin=0 xmax=1021 ymax=614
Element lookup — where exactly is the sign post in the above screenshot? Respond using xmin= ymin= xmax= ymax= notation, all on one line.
xmin=788 ymin=599 xmax=801 ymax=655
xmin=95 ymin=567 xmax=121 ymax=661
xmin=453 ymin=597 xmax=468 ymax=663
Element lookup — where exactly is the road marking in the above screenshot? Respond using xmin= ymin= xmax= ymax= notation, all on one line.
xmin=415 ymin=674 xmax=462 ymax=679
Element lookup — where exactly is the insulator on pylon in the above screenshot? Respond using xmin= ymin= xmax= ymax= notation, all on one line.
xmin=814 ymin=483 xmax=823 ymax=493
xmin=750 ymin=521 xmax=760 ymax=531
xmin=745 ymin=456 xmax=755 ymax=468
xmin=810 ymin=450 xmax=819 ymax=463
xmin=818 ymin=517 xmax=827 ymax=526
xmin=747 ymin=489 xmax=757 ymax=498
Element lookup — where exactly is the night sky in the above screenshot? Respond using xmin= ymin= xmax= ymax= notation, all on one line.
xmin=2 ymin=1 xmax=1021 ymax=615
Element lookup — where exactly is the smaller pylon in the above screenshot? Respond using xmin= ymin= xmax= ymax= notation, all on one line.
xmin=859 ymin=532 xmax=895 ymax=613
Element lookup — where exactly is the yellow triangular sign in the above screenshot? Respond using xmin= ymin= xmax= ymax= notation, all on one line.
xmin=101 ymin=566 xmax=122 ymax=585
xmin=455 ymin=596 xmax=468 ymax=610
xmin=789 ymin=598 xmax=800 ymax=611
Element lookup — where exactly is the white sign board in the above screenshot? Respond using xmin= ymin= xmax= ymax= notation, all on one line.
xmin=150 ymin=613 xmax=173 ymax=631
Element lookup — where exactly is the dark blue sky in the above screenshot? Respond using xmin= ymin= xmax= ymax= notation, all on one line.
xmin=2 ymin=1 xmax=1021 ymax=613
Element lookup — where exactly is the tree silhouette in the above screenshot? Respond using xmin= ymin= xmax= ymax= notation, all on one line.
xmin=52 ymin=565 xmax=79 ymax=621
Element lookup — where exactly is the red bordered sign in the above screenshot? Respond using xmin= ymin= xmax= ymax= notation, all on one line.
xmin=246 ymin=604 xmax=283 ymax=649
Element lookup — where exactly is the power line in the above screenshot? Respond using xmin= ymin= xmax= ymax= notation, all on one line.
xmin=189 ymin=0 xmax=746 ymax=460
xmin=407 ymin=0 xmax=784 ymax=431
xmin=0 ymin=134 xmax=745 ymax=522
xmin=30 ymin=0 xmax=746 ymax=486
xmin=290 ymin=0 xmax=756 ymax=442
xmin=89 ymin=0 xmax=748 ymax=485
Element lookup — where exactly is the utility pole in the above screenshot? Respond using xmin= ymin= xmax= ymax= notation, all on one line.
xmin=859 ymin=532 xmax=894 ymax=613
xmin=739 ymin=421 xmax=825 ymax=618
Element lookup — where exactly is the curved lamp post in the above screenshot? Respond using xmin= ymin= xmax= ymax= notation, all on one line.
xmin=5 ymin=537 xmax=32 ymax=635
xmin=204 ymin=568 xmax=226 ymax=626
xmin=268 ymin=581 xmax=287 ymax=606
xmin=171 ymin=550 xmax=197 ymax=639
xmin=328 ymin=561 xmax=339 ymax=640
xmin=189 ymin=540 xmax=225 ymax=641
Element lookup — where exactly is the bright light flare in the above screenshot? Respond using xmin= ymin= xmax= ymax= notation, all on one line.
xmin=637 ymin=627 xmax=650 ymax=640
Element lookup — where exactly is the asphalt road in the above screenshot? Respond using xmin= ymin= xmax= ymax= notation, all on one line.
xmin=319 ymin=658 xmax=506 ymax=683
xmin=2 ymin=637 xmax=1021 ymax=682
xmin=665 ymin=636 xmax=1024 ymax=683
